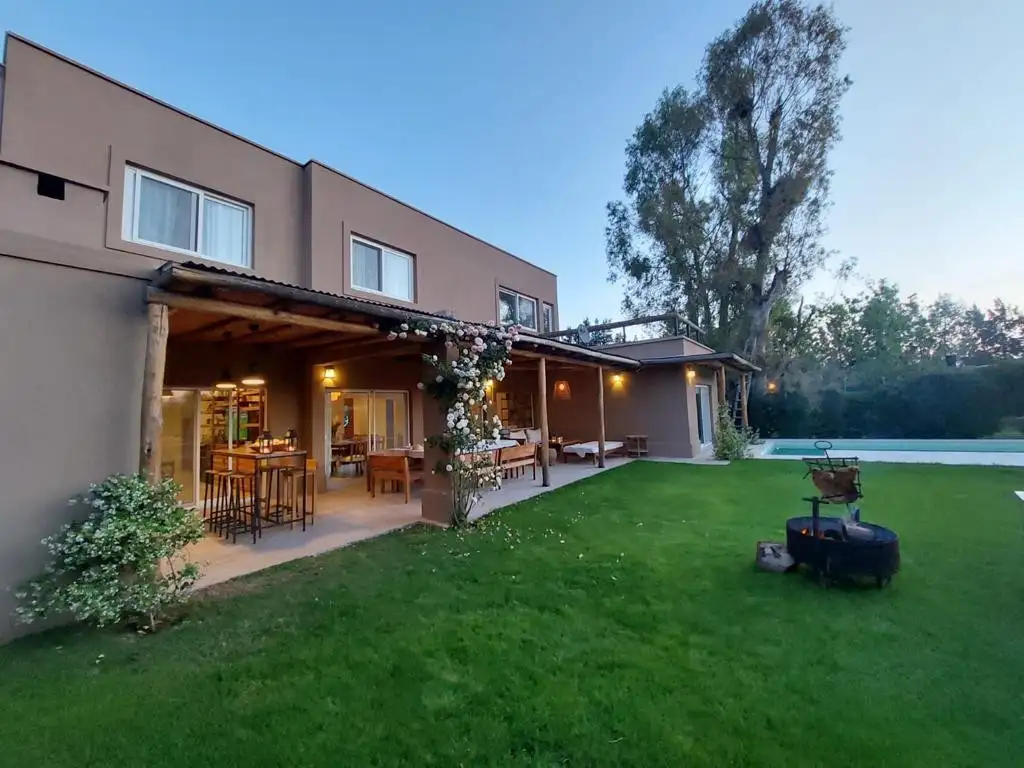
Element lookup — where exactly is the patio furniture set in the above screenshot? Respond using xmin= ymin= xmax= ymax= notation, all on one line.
xmin=202 ymin=446 xmax=314 ymax=544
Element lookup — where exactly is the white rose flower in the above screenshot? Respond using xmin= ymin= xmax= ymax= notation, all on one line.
xmin=400 ymin=323 xmax=409 ymax=330
xmin=445 ymin=464 xmax=453 ymax=472
xmin=417 ymin=382 xmax=425 ymax=390
xmin=399 ymin=332 xmax=407 ymax=339
xmin=388 ymin=331 xmax=398 ymax=340
xmin=436 ymin=375 xmax=443 ymax=383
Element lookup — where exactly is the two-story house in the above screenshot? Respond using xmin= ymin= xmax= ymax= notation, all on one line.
xmin=0 ymin=34 xmax=755 ymax=636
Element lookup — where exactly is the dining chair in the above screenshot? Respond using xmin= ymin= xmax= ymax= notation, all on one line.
xmin=368 ymin=453 xmax=412 ymax=503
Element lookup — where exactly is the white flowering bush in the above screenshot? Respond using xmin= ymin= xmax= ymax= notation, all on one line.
xmin=389 ymin=319 xmax=520 ymax=526
xmin=17 ymin=474 xmax=204 ymax=632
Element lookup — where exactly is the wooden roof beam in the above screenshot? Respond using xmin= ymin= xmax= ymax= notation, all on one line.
xmin=148 ymin=289 xmax=379 ymax=336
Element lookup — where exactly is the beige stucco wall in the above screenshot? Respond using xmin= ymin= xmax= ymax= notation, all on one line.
xmin=500 ymin=365 xmax=701 ymax=459
xmin=0 ymin=36 xmax=559 ymax=327
xmin=597 ymin=336 xmax=716 ymax=361
xmin=0 ymin=256 xmax=148 ymax=638
xmin=306 ymin=162 xmax=559 ymax=326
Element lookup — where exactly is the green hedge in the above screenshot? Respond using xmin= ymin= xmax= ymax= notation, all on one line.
xmin=750 ymin=360 xmax=1024 ymax=439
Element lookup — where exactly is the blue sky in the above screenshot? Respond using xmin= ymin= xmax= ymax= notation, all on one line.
xmin=2 ymin=0 xmax=1022 ymax=326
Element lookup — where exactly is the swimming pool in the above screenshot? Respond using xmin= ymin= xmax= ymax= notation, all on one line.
xmin=769 ymin=439 xmax=1024 ymax=456
xmin=760 ymin=439 xmax=1024 ymax=466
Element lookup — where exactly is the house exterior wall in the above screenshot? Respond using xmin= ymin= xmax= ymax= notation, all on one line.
xmin=0 ymin=34 xmax=558 ymax=327
xmin=0 ymin=257 xmax=148 ymax=638
xmin=524 ymin=366 xmax=698 ymax=459
xmin=596 ymin=336 xmax=716 ymax=361
xmin=0 ymin=32 xmax=562 ymax=638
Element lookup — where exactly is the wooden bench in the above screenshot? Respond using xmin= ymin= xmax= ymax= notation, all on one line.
xmin=498 ymin=443 xmax=537 ymax=480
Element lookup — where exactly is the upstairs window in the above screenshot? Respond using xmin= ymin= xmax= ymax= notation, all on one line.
xmin=123 ymin=166 xmax=252 ymax=267
xmin=351 ymin=236 xmax=414 ymax=302
xmin=542 ymin=302 xmax=554 ymax=334
xmin=499 ymin=288 xmax=538 ymax=331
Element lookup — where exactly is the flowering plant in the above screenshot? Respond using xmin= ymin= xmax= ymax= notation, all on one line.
xmin=16 ymin=474 xmax=204 ymax=632
xmin=388 ymin=319 xmax=520 ymax=525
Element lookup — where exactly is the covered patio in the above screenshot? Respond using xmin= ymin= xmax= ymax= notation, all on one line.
xmin=141 ymin=260 xmax=642 ymax=583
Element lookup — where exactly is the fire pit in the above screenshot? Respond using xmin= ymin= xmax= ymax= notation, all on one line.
xmin=785 ymin=514 xmax=900 ymax=587
xmin=784 ymin=441 xmax=901 ymax=587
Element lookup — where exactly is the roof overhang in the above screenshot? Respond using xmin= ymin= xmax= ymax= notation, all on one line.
xmin=150 ymin=261 xmax=639 ymax=369
xmin=640 ymin=352 xmax=760 ymax=373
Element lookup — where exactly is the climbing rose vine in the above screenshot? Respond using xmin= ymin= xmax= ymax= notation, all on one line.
xmin=388 ymin=319 xmax=520 ymax=526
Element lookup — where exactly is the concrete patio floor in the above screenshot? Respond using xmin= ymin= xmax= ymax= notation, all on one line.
xmin=191 ymin=456 xmax=633 ymax=588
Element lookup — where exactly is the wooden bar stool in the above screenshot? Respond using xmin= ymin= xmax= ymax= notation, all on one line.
xmin=227 ymin=456 xmax=260 ymax=543
xmin=202 ymin=453 xmax=232 ymax=535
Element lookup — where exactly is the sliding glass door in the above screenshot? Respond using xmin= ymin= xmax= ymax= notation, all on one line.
xmin=160 ymin=390 xmax=199 ymax=504
xmin=326 ymin=390 xmax=410 ymax=472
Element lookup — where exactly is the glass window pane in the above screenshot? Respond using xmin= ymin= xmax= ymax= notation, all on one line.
xmin=137 ymin=175 xmax=197 ymax=251
xmin=499 ymin=291 xmax=517 ymax=325
xmin=202 ymin=198 xmax=249 ymax=266
xmin=517 ymin=295 xmax=537 ymax=329
xmin=382 ymin=250 xmax=413 ymax=301
xmin=352 ymin=241 xmax=381 ymax=291
xmin=542 ymin=304 xmax=553 ymax=333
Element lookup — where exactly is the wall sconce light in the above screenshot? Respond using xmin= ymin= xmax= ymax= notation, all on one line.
xmin=610 ymin=373 xmax=624 ymax=389
xmin=553 ymin=380 xmax=571 ymax=400
xmin=322 ymin=366 xmax=337 ymax=386
xmin=766 ymin=380 xmax=779 ymax=394
xmin=685 ymin=368 xmax=696 ymax=384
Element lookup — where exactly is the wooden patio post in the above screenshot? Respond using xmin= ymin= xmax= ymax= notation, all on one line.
xmin=140 ymin=302 xmax=170 ymax=482
xmin=740 ymin=373 xmax=750 ymax=428
xmin=538 ymin=356 xmax=551 ymax=487
xmin=597 ymin=365 xmax=606 ymax=468
xmin=716 ymin=366 xmax=727 ymax=412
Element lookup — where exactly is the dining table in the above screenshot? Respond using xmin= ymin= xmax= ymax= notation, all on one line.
xmin=211 ymin=448 xmax=308 ymax=543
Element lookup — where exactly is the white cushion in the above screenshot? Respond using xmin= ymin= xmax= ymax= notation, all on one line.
xmin=525 ymin=428 xmax=542 ymax=444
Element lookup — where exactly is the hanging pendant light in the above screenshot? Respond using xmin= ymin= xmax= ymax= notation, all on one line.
xmin=553 ymin=380 xmax=571 ymax=400
xmin=214 ymin=330 xmax=237 ymax=390
xmin=240 ymin=332 xmax=267 ymax=387
xmin=214 ymin=368 xmax=237 ymax=390
xmin=240 ymin=360 xmax=266 ymax=388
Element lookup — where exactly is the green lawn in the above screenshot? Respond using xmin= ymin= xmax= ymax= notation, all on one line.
xmin=2 ymin=461 xmax=1023 ymax=767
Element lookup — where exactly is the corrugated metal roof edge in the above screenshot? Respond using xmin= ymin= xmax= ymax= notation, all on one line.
xmin=640 ymin=352 xmax=761 ymax=373
xmin=156 ymin=261 xmax=640 ymax=368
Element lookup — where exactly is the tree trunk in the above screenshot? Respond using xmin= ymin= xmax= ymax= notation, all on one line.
xmin=743 ymin=269 xmax=788 ymax=360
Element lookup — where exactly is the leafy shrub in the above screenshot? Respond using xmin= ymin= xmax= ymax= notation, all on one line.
xmin=17 ymin=474 xmax=204 ymax=632
xmin=713 ymin=405 xmax=757 ymax=461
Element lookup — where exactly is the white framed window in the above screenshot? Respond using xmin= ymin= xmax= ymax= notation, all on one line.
xmin=542 ymin=303 xmax=554 ymax=334
xmin=122 ymin=166 xmax=252 ymax=267
xmin=351 ymin=236 xmax=415 ymax=302
xmin=498 ymin=288 xmax=538 ymax=331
